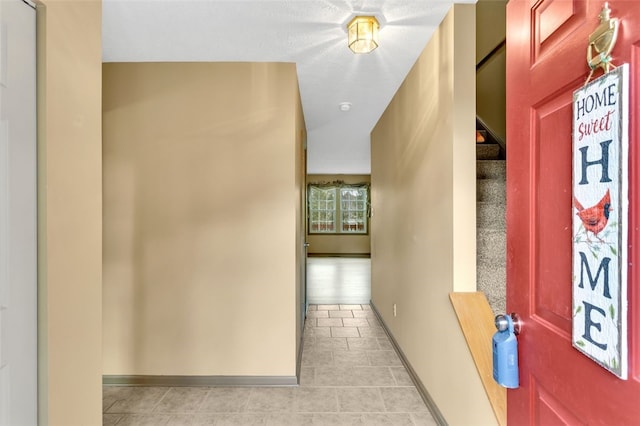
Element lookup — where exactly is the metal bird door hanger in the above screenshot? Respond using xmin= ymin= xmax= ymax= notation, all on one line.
xmin=572 ymin=2 xmax=629 ymax=379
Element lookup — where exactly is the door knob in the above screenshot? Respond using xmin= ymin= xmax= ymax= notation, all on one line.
xmin=495 ymin=313 xmax=521 ymax=335
xmin=303 ymin=242 xmax=310 ymax=247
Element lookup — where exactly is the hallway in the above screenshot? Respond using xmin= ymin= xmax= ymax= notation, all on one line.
xmin=103 ymin=258 xmax=436 ymax=425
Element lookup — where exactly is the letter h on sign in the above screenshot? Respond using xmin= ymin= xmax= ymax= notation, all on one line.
xmin=579 ymin=140 xmax=613 ymax=185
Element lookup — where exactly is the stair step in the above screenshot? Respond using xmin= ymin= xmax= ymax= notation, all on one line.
xmin=476 ymin=264 xmax=506 ymax=315
xmin=477 ymin=179 xmax=506 ymax=203
xmin=477 ymin=202 xmax=506 ymax=229
xmin=476 ymin=143 xmax=501 ymax=160
xmin=477 ymin=228 xmax=506 ymax=266
xmin=476 ymin=160 xmax=506 ymax=180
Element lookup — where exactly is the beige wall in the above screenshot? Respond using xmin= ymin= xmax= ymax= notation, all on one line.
xmin=36 ymin=0 xmax=103 ymax=424
xmin=477 ymin=49 xmax=506 ymax=143
xmin=476 ymin=0 xmax=507 ymax=143
xmin=476 ymin=0 xmax=506 ymax=62
xmin=306 ymin=174 xmax=371 ymax=255
xmin=103 ymin=62 xmax=302 ymax=377
xmin=371 ymin=5 xmax=495 ymax=425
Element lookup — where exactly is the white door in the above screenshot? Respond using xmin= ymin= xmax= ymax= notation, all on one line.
xmin=0 ymin=1 xmax=37 ymax=424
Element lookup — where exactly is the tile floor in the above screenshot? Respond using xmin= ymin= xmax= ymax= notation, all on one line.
xmin=103 ymin=304 xmax=437 ymax=425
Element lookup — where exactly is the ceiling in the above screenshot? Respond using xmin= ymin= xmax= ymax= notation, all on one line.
xmin=102 ymin=0 xmax=471 ymax=174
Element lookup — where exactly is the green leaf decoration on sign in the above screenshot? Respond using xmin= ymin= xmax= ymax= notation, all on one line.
xmin=610 ymin=246 xmax=617 ymax=256
xmin=612 ymin=357 xmax=618 ymax=369
xmin=609 ymin=304 xmax=615 ymax=319
xmin=576 ymin=340 xmax=586 ymax=347
xmin=574 ymin=305 xmax=582 ymax=317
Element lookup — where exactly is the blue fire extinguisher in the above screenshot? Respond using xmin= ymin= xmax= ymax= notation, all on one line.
xmin=492 ymin=313 xmax=520 ymax=388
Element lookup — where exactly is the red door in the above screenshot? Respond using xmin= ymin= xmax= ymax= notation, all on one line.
xmin=507 ymin=0 xmax=640 ymax=424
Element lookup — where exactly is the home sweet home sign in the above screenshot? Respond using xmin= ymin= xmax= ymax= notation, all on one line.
xmin=572 ymin=64 xmax=629 ymax=379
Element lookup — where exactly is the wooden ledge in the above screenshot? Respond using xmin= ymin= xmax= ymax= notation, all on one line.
xmin=449 ymin=292 xmax=506 ymax=426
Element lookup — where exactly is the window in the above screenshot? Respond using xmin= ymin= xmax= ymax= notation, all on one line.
xmin=308 ymin=184 xmax=369 ymax=234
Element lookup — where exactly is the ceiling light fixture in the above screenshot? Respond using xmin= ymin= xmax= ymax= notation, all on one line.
xmin=347 ymin=16 xmax=379 ymax=54
xmin=339 ymin=102 xmax=352 ymax=111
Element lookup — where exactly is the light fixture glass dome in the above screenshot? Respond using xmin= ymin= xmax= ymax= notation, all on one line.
xmin=347 ymin=16 xmax=379 ymax=54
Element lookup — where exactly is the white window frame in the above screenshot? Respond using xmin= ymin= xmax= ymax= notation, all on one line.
xmin=308 ymin=184 xmax=369 ymax=234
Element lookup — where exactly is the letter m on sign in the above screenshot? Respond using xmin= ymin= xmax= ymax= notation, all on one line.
xmin=578 ymin=252 xmax=611 ymax=299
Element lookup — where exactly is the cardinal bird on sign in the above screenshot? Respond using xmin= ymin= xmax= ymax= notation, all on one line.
xmin=574 ymin=189 xmax=613 ymax=242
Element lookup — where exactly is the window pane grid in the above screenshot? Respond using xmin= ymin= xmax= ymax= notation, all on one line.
xmin=340 ymin=188 xmax=367 ymax=233
xmin=308 ymin=185 xmax=368 ymax=234
xmin=309 ymin=187 xmax=337 ymax=233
